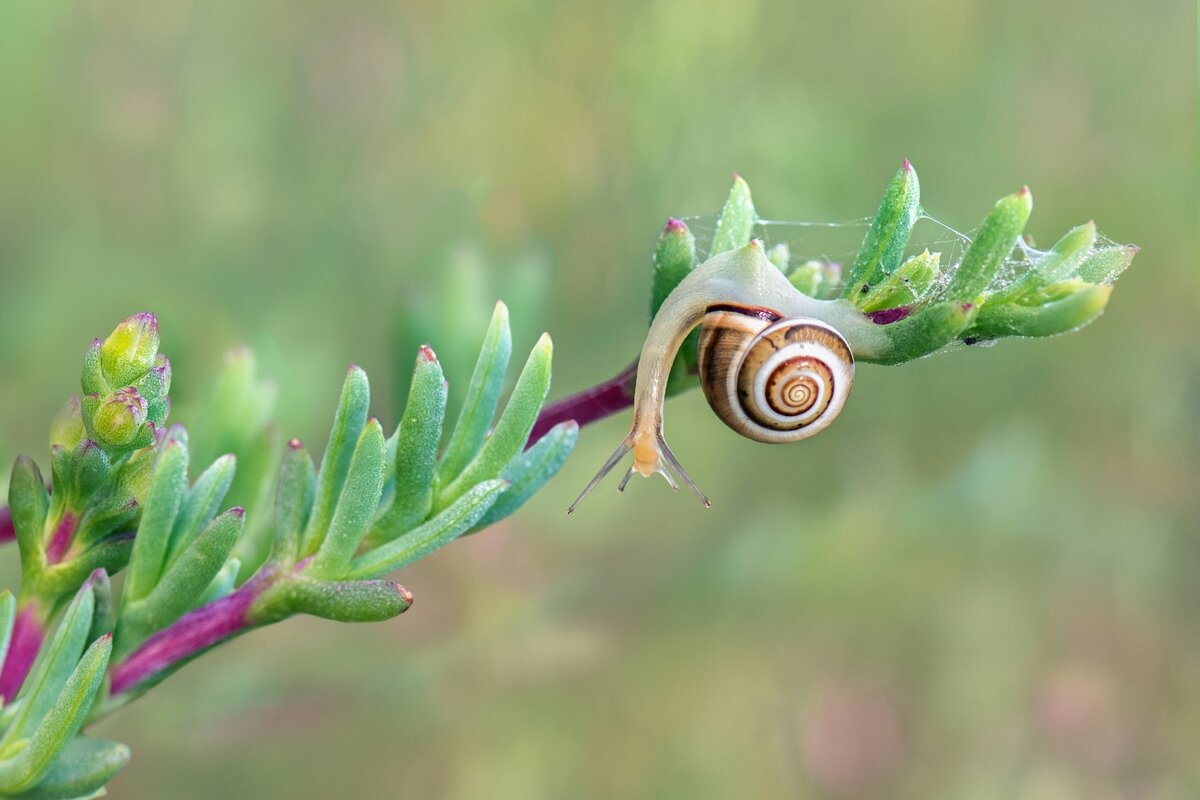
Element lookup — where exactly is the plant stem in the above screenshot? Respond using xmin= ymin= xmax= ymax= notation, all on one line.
xmin=527 ymin=361 xmax=637 ymax=446
xmin=107 ymin=571 xmax=270 ymax=701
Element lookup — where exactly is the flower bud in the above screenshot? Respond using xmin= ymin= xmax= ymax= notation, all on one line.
xmin=92 ymin=388 xmax=148 ymax=448
xmin=100 ymin=313 xmax=160 ymax=388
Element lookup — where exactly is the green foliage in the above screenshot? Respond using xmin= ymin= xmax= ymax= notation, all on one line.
xmin=650 ymin=163 xmax=1136 ymax=371
xmin=0 ymin=307 xmax=574 ymax=797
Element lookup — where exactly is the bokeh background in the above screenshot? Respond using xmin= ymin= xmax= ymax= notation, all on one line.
xmin=1 ymin=1 xmax=1196 ymax=797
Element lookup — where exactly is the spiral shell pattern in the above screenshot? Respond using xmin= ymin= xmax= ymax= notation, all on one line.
xmin=697 ymin=305 xmax=854 ymax=444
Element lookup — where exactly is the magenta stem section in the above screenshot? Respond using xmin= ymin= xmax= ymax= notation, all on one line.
xmin=109 ymin=577 xmax=265 ymax=696
xmin=527 ymin=361 xmax=638 ymax=447
xmin=0 ymin=605 xmax=47 ymax=701
xmin=45 ymin=512 xmax=77 ymax=564
xmin=0 ymin=506 xmax=12 ymax=544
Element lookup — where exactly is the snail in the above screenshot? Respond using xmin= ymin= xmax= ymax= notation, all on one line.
xmin=568 ymin=239 xmax=889 ymax=512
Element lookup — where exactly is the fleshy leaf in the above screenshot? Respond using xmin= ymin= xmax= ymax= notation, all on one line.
xmin=299 ymin=366 xmax=370 ymax=558
xmin=844 ymin=160 xmax=921 ymax=301
xmin=435 ymin=301 xmax=512 ymax=487
xmin=709 ymin=174 xmax=756 ymax=256
xmin=435 ymin=334 xmax=552 ymax=510
xmin=348 ymin=479 xmax=508 ymax=580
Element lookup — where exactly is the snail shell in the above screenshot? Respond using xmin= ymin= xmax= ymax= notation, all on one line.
xmin=697 ymin=304 xmax=854 ymax=443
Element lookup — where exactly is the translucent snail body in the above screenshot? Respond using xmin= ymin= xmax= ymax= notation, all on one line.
xmin=568 ymin=240 xmax=885 ymax=512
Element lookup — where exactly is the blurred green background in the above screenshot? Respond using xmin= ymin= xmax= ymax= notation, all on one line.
xmin=1 ymin=0 xmax=1196 ymax=797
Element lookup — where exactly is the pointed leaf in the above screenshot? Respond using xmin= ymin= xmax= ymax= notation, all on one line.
xmin=0 ymin=592 xmax=15 ymax=686
xmin=436 ymin=302 xmax=512 ymax=486
xmin=1074 ymin=243 xmax=1138 ymax=284
xmin=349 ymin=479 xmax=507 ymax=580
xmin=470 ymin=420 xmax=578 ymax=532
xmin=965 ymin=282 xmax=1113 ymax=340
xmin=120 ymin=508 xmax=244 ymax=651
xmin=308 ymin=419 xmax=386 ymax=578
xmin=123 ymin=436 xmax=188 ymax=605
xmin=0 ymin=635 xmax=111 ymax=793
xmin=370 ymin=346 xmax=447 ymax=543
xmin=300 ymin=366 xmax=370 ymax=558
xmin=436 ymin=334 xmax=552 ymax=510
xmin=5 ymin=736 xmax=129 ymax=800
xmin=709 ymin=174 xmax=756 ymax=256
xmin=1 ymin=586 xmax=94 ymax=747
xmin=945 ymin=188 xmax=1032 ymax=300
xmin=252 ymin=577 xmax=412 ymax=624
xmin=844 ymin=160 xmax=921 ymax=301
xmin=9 ymin=457 xmax=50 ymax=569
xmin=270 ymin=440 xmax=316 ymax=567
xmin=165 ymin=454 xmax=236 ymax=566
xmin=650 ymin=218 xmax=697 ymax=319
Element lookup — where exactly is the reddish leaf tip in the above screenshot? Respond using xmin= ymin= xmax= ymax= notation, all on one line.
xmin=418 ymin=344 xmax=438 ymax=363
xmin=288 ymin=438 xmax=303 ymax=449
xmin=901 ymin=158 xmax=913 ymax=171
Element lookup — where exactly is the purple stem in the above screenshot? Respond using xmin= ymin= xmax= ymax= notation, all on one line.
xmin=0 ymin=605 xmax=46 ymax=701
xmin=45 ymin=512 xmax=77 ymax=564
xmin=527 ymin=361 xmax=638 ymax=447
xmin=0 ymin=506 xmax=12 ymax=545
xmin=109 ymin=575 xmax=267 ymax=696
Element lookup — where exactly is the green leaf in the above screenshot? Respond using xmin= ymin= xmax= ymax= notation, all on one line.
xmin=964 ymin=281 xmax=1113 ymax=340
xmin=79 ymin=340 xmax=105 ymax=397
xmin=250 ymin=577 xmax=412 ymax=625
xmin=6 ymin=736 xmax=129 ymax=800
xmin=867 ymin=301 xmax=978 ymax=365
xmin=0 ymin=635 xmax=111 ymax=794
xmin=69 ymin=443 xmax=110 ymax=505
xmin=709 ymin=174 xmax=756 ymax=256
xmin=435 ymin=302 xmax=512 ymax=487
xmin=0 ymin=592 xmax=16 ymax=685
xmin=122 ymin=436 xmax=188 ymax=606
xmin=82 ymin=572 xmax=112 ymax=644
xmin=227 ymin=425 xmax=282 ymax=581
xmin=860 ymin=250 xmax=941 ymax=313
xmin=650 ymin=218 xmax=697 ymax=319
xmin=348 ymin=479 xmax=507 ymax=580
xmin=192 ymin=558 xmax=241 ymax=610
xmin=985 ymin=221 xmax=1096 ymax=305
xmin=435 ymin=333 xmax=552 ymax=511
xmin=165 ymin=454 xmax=236 ymax=567
xmin=40 ymin=538 xmax=134 ymax=601
xmin=844 ymin=160 xmax=921 ymax=301
xmin=369 ymin=347 xmax=448 ymax=544
xmin=270 ymin=440 xmax=316 ymax=567
xmin=9 ymin=457 xmax=50 ymax=570
xmin=307 ymin=419 xmax=387 ymax=578
xmin=470 ymin=420 xmax=578 ymax=532
xmin=1073 ymin=243 xmax=1138 ymax=284
xmin=945 ymin=188 xmax=1033 ymax=301
xmin=1 ymin=586 xmax=94 ymax=747
xmin=128 ymin=508 xmax=244 ymax=641
xmin=300 ymin=366 xmax=370 ymax=558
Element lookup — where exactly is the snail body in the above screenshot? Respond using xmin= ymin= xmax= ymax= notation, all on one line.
xmin=568 ymin=240 xmax=885 ymax=511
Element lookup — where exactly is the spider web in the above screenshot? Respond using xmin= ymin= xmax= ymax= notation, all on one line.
xmin=677 ymin=209 xmax=1128 ymax=299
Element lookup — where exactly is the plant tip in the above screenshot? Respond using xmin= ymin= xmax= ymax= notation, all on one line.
xmin=288 ymin=438 xmax=303 ymax=449
xmin=902 ymin=158 xmax=912 ymax=171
